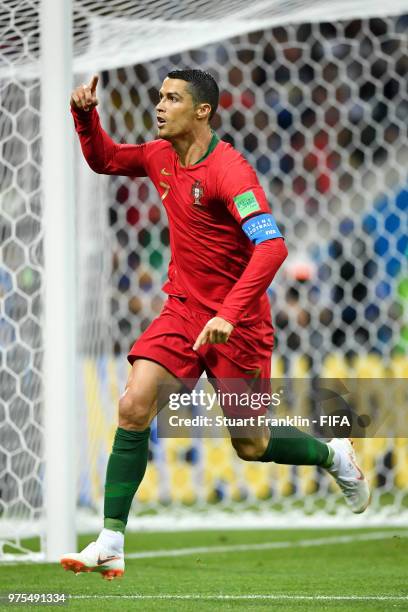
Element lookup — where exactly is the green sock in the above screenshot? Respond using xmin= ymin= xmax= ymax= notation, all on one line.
xmin=259 ymin=426 xmax=333 ymax=467
xmin=104 ymin=427 xmax=150 ymax=533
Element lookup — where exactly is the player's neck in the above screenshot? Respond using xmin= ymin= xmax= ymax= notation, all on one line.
xmin=171 ymin=126 xmax=213 ymax=167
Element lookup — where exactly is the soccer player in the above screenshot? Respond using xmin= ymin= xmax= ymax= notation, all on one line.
xmin=61 ymin=70 xmax=370 ymax=579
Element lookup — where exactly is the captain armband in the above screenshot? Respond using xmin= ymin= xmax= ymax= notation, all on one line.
xmin=242 ymin=213 xmax=283 ymax=245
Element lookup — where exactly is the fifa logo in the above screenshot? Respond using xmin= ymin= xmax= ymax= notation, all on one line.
xmin=192 ymin=180 xmax=204 ymax=206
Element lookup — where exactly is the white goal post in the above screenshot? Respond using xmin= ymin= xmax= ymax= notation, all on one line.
xmin=41 ymin=0 xmax=76 ymax=562
xmin=0 ymin=0 xmax=407 ymax=562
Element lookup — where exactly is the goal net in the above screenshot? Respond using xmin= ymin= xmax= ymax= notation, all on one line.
xmin=1 ymin=0 xmax=407 ymax=558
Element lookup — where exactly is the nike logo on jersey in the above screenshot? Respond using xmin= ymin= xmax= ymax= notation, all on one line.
xmin=96 ymin=554 xmax=121 ymax=566
xmin=160 ymin=167 xmax=172 ymax=176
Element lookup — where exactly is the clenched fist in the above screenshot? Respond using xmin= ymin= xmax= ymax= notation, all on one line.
xmin=193 ymin=316 xmax=234 ymax=351
xmin=70 ymin=74 xmax=99 ymax=112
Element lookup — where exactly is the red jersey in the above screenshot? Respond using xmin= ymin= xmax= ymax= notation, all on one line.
xmin=72 ymin=108 xmax=285 ymax=326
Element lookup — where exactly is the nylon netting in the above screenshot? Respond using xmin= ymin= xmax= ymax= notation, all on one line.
xmin=78 ymin=14 xmax=408 ymax=529
xmin=0 ymin=1 xmax=407 ymax=558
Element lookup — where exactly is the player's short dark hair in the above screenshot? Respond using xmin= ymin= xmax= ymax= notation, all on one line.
xmin=166 ymin=69 xmax=219 ymax=120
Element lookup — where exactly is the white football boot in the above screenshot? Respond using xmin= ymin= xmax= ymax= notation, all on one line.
xmin=326 ymin=438 xmax=370 ymax=514
xmin=60 ymin=540 xmax=124 ymax=580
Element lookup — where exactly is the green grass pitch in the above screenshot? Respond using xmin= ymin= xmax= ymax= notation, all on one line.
xmin=1 ymin=528 xmax=407 ymax=611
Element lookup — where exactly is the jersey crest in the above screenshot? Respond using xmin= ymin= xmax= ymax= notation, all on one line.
xmin=192 ymin=180 xmax=204 ymax=206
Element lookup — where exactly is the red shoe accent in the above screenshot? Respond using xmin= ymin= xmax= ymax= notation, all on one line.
xmin=60 ymin=558 xmax=124 ymax=580
xmin=60 ymin=558 xmax=89 ymax=574
xmin=101 ymin=569 xmax=124 ymax=581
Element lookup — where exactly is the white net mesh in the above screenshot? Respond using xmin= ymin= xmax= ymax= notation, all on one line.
xmin=95 ymin=17 xmax=408 ymax=364
xmin=0 ymin=74 xmax=43 ymax=551
xmin=1 ymin=1 xmax=408 ymax=557
xmin=3 ymin=0 xmax=408 ymax=79
xmin=78 ymin=14 xmax=408 ymax=530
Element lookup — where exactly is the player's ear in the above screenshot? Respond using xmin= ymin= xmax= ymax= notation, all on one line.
xmin=196 ymin=103 xmax=211 ymax=121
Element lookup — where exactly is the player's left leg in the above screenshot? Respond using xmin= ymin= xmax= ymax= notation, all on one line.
xmin=203 ymin=323 xmax=370 ymax=514
xmin=234 ymin=432 xmax=370 ymax=514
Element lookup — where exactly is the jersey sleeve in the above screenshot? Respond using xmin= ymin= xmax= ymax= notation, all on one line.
xmin=217 ymin=238 xmax=288 ymax=326
xmin=216 ymin=149 xmax=271 ymax=224
xmin=71 ymin=106 xmax=150 ymax=176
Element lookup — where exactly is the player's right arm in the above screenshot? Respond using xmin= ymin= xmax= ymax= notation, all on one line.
xmin=70 ymin=75 xmax=148 ymax=177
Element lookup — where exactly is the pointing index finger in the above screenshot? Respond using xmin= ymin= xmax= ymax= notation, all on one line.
xmin=89 ymin=74 xmax=99 ymax=94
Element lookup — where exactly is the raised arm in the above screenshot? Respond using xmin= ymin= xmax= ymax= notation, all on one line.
xmin=70 ymin=75 xmax=148 ymax=177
